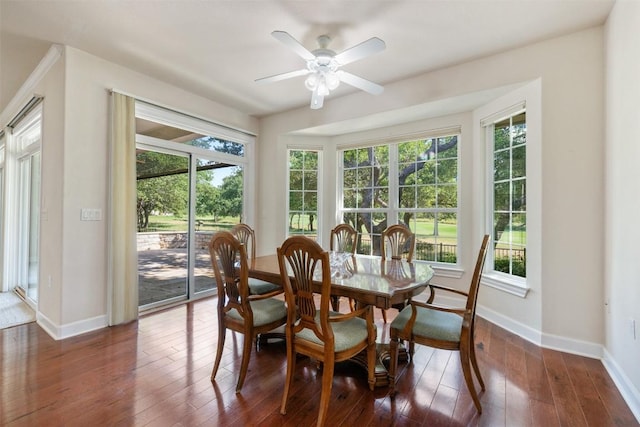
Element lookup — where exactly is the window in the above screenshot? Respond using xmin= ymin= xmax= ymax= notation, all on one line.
xmin=491 ymin=111 xmax=526 ymax=278
xmin=13 ymin=105 xmax=42 ymax=302
xmin=339 ymin=131 xmax=460 ymax=263
xmin=0 ymin=136 xmax=4 ymax=291
xmin=134 ymin=102 xmax=253 ymax=309
xmin=287 ymin=149 xmax=320 ymax=240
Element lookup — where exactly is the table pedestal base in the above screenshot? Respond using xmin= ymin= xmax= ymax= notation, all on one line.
xmin=350 ymin=342 xmax=409 ymax=388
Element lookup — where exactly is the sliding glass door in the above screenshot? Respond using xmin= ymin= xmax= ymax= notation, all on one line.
xmin=135 ymin=107 xmax=250 ymax=310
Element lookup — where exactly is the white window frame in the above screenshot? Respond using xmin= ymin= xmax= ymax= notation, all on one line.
xmin=0 ymin=134 xmax=5 ymax=292
xmin=10 ymin=104 xmax=43 ymax=302
xmin=474 ymin=80 xmax=541 ymax=298
xmin=337 ymin=128 xmax=461 ymax=269
xmin=134 ymin=101 xmax=255 ymax=226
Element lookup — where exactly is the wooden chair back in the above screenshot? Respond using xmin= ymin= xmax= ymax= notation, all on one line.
xmin=381 ymin=224 xmax=415 ymax=261
xmin=209 ymin=230 xmax=250 ymax=311
xmin=231 ymin=223 xmax=256 ymax=260
xmin=330 ymin=223 xmax=357 ymax=254
xmin=278 ymin=236 xmax=330 ymax=340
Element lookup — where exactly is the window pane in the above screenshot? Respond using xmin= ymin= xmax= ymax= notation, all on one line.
xmin=494 ymin=150 xmax=510 ymax=181
xmin=437 ymin=159 xmax=457 ymax=184
xmin=290 ymin=170 xmax=302 ymax=190
xmin=418 ymin=185 xmax=436 ymax=208
xmin=512 ymin=179 xmax=526 ymax=212
xmin=399 ymin=186 xmax=415 ymax=208
xmin=136 ymin=118 xmax=244 ymax=156
xmin=494 ymin=119 xmax=510 ymax=150
xmin=289 ymin=191 xmax=302 ymax=210
xmin=494 ymin=182 xmax=510 ymax=211
xmin=417 ymin=163 xmax=435 ymax=184
xmin=512 ymin=145 xmax=526 ymax=178
xmin=304 ymin=171 xmax=318 ymax=190
xmin=437 ymin=184 xmax=457 ymax=208
xmin=304 ymin=151 xmax=318 ymax=169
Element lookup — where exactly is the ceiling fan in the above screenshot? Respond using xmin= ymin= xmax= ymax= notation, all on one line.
xmin=256 ymin=31 xmax=386 ymax=109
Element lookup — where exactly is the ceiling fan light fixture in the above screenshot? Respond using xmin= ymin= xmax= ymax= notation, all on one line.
xmin=256 ymin=31 xmax=386 ymax=109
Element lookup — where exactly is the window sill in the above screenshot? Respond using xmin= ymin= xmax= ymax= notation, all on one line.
xmin=426 ymin=263 xmax=464 ymax=279
xmin=481 ymin=272 xmax=529 ymax=298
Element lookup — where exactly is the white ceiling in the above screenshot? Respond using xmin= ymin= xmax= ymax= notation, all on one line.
xmin=1 ymin=0 xmax=615 ymax=119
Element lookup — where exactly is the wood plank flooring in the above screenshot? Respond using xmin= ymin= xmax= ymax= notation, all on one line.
xmin=1 ymin=296 xmax=637 ymax=426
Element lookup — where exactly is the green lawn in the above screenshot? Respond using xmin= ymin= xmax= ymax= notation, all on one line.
xmin=141 ymin=215 xmax=239 ymax=232
xmin=142 ymin=216 xmax=526 ymax=248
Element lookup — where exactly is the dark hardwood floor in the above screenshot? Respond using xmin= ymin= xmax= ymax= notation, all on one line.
xmin=1 ymin=297 xmax=637 ymax=426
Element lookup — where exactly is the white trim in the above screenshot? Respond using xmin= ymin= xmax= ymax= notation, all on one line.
xmin=436 ymin=293 xmax=603 ymax=359
xmin=335 ymin=125 xmax=462 ymax=150
xmin=602 ymin=348 xmax=640 ymax=423
xmin=429 ymin=264 xmax=464 ymax=279
xmin=541 ymin=331 xmax=603 ymax=359
xmin=479 ymin=101 xmax=526 ymax=128
xmin=36 ymin=311 xmax=108 ymax=340
xmin=481 ymin=273 xmax=530 ymax=298
xmin=130 ymin=95 xmax=256 ymax=140
xmin=475 ymin=301 xmax=542 ymax=345
xmin=0 ymin=45 xmax=62 ymax=128
xmin=436 ymin=293 xmax=604 ymax=359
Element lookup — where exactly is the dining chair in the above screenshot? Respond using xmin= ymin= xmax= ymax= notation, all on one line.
xmin=231 ymin=223 xmax=281 ymax=296
xmin=381 ymin=223 xmax=415 ymax=262
xmin=379 ymin=223 xmax=416 ymax=322
xmin=329 ymin=223 xmax=358 ymax=254
xmin=277 ymin=235 xmax=376 ymax=427
xmin=388 ymin=234 xmax=490 ymax=413
xmin=329 ymin=223 xmax=357 ymax=311
xmin=208 ymin=231 xmax=287 ymax=393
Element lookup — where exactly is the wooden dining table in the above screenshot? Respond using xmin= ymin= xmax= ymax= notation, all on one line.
xmin=248 ymin=252 xmax=435 ymax=387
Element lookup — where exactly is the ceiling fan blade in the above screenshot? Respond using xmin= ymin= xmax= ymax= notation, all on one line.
xmin=272 ymin=31 xmax=316 ymax=61
xmin=334 ymin=37 xmax=386 ymax=66
xmin=255 ymin=68 xmax=310 ymax=84
xmin=338 ymin=71 xmax=384 ymax=95
xmin=310 ymin=88 xmax=324 ymax=109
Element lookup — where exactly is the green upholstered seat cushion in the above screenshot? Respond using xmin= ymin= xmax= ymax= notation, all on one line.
xmin=248 ymin=278 xmax=281 ymax=295
xmin=296 ymin=312 xmax=374 ymax=353
xmin=227 ymin=298 xmax=286 ymax=327
xmin=391 ymin=305 xmax=462 ymax=342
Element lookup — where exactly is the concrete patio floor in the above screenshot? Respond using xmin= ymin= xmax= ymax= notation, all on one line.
xmin=138 ymin=248 xmax=216 ymax=306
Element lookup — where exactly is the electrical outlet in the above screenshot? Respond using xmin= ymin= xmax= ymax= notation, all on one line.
xmin=81 ymin=208 xmax=103 ymax=221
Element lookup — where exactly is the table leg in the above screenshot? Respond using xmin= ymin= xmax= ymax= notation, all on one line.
xmin=350 ymin=342 xmax=409 ymax=388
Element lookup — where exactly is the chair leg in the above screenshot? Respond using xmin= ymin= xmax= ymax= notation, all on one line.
xmin=367 ymin=340 xmax=376 ymax=391
xmin=280 ymin=332 xmax=296 ymax=415
xmin=381 ymin=308 xmax=387 ymax=323
xmin=235 ymin=328 xmax=253 ymax=393
xmin=211 ymin=323 xmax=226 ymax=381
xmin=316 ymin=357 xmax=335 ymax=427
xmin=460 ymin=347 xmax=482 ymax=414
xmin=330 ymin=296 xmax=340 ymax=311
xmin=469 ymin=337 xmax=485 ymax=391
xmin=388 ymin=338 xmax=399 ymax=396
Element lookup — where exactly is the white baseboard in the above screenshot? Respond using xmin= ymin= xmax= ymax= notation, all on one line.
xmin=466 ymin=300 xmax=603 ymax=359
xmin=540 ymin=331 xmax=603 ymax=359
xmin=36 ymin=311 xmax=108 ymax=340
xmin=475 ymin=303 xmax=542 ymax=347
xmin=602 ymin=348 xmax=640 ymax=423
